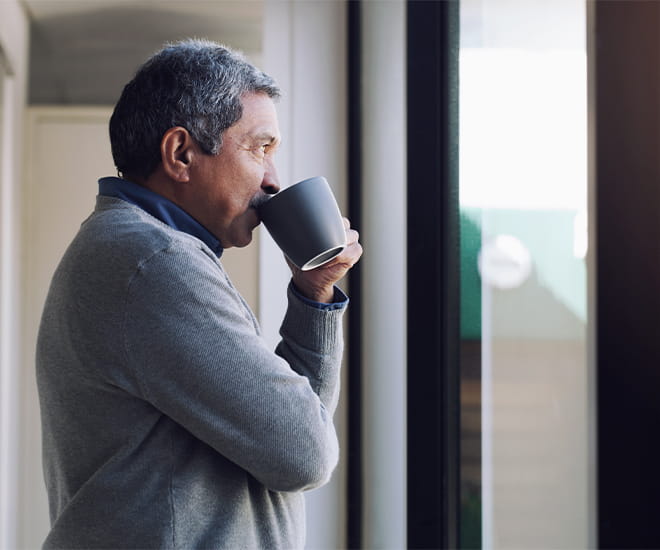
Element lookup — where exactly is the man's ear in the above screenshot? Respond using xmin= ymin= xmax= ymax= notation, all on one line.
xmin=160 ymin=127 xmax=195 ymax=183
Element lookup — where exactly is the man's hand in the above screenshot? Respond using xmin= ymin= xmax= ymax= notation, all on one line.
xmin=288 ymin=218 xmax=363 ymax=303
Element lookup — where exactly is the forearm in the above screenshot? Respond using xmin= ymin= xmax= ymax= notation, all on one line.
xmin=276 ymin=284 xmax=347 ymax=415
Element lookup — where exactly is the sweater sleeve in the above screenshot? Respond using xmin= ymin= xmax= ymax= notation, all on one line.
xmin=275 ymin=284 xmax=347 ymax=415
xmin=121 ymin=241 xmax=345 ymax=493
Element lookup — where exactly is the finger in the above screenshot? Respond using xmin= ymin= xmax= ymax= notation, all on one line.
xmin=331 ymin=240 xmax=362 ymax=267
xmin=343 ymin=217 xmax=350 ymax=230
xmin=319 ymin=249 xmax=353 ymax=270
xmin=345 ymin=228 xmax=360 ymax=245
xmin=345 ymin=241 xmax=363 ymax=265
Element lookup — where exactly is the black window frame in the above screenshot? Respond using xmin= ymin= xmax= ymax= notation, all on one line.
xmin=594 ymin=1 xmax=660 ymax=547
xmin=406 ymin=1 xmax=461 ymax=548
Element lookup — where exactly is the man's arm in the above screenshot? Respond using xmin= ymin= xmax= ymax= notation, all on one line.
xmin=120 ymin=240 xmax=346 ymax=493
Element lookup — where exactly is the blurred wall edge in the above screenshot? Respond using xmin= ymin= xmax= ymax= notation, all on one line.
xmin=0 ymin=1 xmax=29 ymax=549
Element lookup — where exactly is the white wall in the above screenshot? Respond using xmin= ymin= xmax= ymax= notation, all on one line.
xmin=261 ymin=1 xmax=348 ymax=548
xmin=0 ymin=2 xmax=29 ymax=548
xmin=360 ymin=1 xmax=408 ymax=547
xmin=262 ymin=4 xmax=408 ymax=548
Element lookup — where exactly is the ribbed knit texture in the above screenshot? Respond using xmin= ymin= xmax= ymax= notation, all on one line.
xmin=36 ymin=196 xmax=346 ymax=549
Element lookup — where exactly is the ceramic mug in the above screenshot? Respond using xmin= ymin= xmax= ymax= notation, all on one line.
xmin=258 ymin=176 xmax=347 ymax=271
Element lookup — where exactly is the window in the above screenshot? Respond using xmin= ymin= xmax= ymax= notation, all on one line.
xmin=459 ymin=0 xmax=592 ymax=547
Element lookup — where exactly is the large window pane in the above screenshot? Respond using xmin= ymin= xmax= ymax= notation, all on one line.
xmin=459 ymin=1 xmax=591 ymax=548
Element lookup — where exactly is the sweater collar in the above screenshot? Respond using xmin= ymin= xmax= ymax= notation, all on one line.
xmin=98 ymin=177 xmax=223 ymax=258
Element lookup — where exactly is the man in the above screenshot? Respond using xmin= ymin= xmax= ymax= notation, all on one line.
xmin=36 ymin=39 xmax=361 ymax=549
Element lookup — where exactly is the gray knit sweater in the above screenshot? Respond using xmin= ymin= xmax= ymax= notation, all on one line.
xmin=36 ymin=196 xmax=346 ymax=549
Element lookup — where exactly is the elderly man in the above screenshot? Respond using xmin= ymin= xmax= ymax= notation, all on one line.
xmin=36 ymin=39 xmax=361 ymax=549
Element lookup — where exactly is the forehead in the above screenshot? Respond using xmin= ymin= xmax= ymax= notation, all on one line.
xmin=232 ymin=92 xmax=280 ymax=140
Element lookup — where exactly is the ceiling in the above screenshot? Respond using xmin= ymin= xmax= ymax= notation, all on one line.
xmin=23 ymin=0 xmax=263 ymax=104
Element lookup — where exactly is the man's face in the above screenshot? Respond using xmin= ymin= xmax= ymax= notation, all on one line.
xmin=190 ymin=92 xmax=281 ymax=249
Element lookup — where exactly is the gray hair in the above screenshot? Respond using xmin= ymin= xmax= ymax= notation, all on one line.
xmin=109 ymin=39 xmax=280 ymax=179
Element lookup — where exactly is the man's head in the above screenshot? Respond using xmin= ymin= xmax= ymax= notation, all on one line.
xmin=109 ymin=39 xmax=283 ymax=249
xmin=109 ymin=39 xmax=280 ymax=180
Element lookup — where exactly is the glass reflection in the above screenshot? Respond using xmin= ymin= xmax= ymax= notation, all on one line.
xmin=459 ymin=1 xmax=590 ymax=548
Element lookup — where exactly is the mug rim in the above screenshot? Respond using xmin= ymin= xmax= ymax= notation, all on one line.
xmin=300 ymin=244 xmax=347 ymax=271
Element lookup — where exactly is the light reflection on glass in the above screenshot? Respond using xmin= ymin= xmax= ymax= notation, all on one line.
xmin=459 ymin=1 xmax=590 ymax=548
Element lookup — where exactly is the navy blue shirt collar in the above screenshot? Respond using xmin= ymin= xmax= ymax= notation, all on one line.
xmin=98 ymin=177 xmax=223 ymax=258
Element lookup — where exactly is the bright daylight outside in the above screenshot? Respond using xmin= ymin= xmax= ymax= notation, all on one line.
xmin=459 ymin=1 xmax=591 ymax=548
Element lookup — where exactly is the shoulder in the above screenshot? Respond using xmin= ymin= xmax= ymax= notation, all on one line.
xmin=80 ymin=196 xmax=218 ymax=266
xmin=52 ymin=196 xmax=224 ymax=305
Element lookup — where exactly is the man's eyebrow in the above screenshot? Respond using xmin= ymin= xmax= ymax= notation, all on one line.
xmin=252 ymin=132 xmax=280 ymax=144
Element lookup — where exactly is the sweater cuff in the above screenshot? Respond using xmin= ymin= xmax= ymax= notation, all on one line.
xmin=289 ymin=281 xmax=349 ymax=311
xmin=281 ymin=284 xmax=347 ymax=352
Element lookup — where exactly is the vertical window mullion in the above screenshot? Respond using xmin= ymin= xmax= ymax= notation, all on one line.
xmin=346 ymin=0 xmax=363 ymax=547
xmin=406 ymin=1 xmax=461 ymax=548
xmin=595 ymin=2 xmax=660 ymax=547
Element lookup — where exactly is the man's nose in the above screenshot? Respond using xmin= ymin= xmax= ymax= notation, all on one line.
xmin=262 ymin=160 xmax=280 ymax=195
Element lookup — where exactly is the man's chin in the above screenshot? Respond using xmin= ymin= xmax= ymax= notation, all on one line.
xmin=224 ymin=230 xmax=254 ymax=250
xmin=221 ymin=216 xmax=260 ymax=249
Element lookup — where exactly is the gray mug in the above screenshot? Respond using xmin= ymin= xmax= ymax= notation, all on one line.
xmin=258 ymin=176 xmax=347 ymax=271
